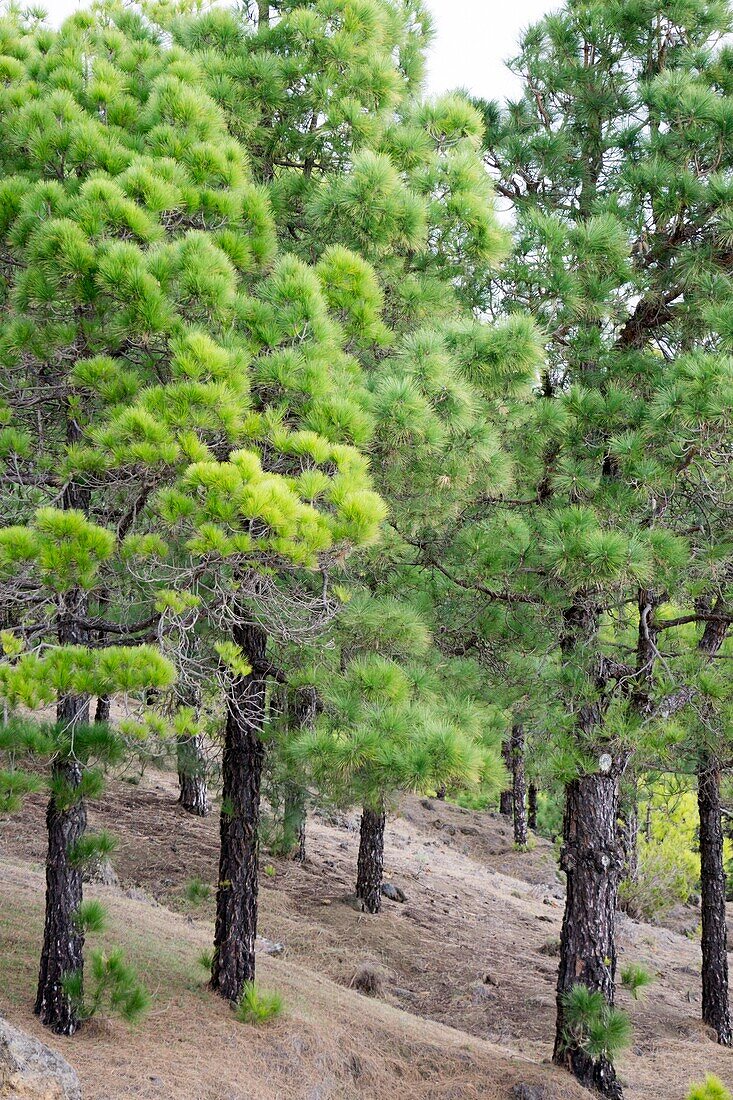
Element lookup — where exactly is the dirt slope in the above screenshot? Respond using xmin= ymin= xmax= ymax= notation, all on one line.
xmin=2 ymin=768 xmax=732 ymax=1099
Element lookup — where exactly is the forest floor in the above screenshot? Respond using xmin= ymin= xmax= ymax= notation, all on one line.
xmin=1 ymin=766 xmax=732 ymax=1099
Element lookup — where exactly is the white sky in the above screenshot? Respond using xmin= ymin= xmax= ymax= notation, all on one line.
xmin=40 ymin=0 xmax=553 ymax=100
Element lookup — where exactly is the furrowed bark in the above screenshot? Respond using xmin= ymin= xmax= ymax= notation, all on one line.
xmin=553 ymin=601 xmax=624 ymax=1098
xmin=177 ymin=733 xmax=210 ymax=817
xmin=697 ymin=609 xmax=731 ymax=1044
xmin=618 ymin=781 xmax=639 ymax=906
xmin=500 ymin=737 xmax=513 ymax=816
xmin=510 ymin=724 xmax=528 ymax=847
xmin=211 ymin=621 xmax=267 ymax=1002
xmin=698 ymin=758 xmax=731 ymax=1045
xmin=36 ymin=442 xmax=91 ymax=1036
xmin=356 ymin=803 xmax=386 ymax=915
xmin=553 ymin=767 xmax=624 ymax=1098
xmin=281 ymin=685 xmax=318 ymax=861
xmin=528 ymin=782 xmax=538 ymax=831
xmin=35 ymin=590 xmax=90 ymax=1035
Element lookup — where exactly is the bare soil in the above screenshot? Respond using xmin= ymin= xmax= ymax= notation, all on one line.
xmin=2 ymin=767 xmax=732 ymax=1099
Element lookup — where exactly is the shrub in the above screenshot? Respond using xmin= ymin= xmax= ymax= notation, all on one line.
xmin=197 ymin=948 xmax=214 ymax=971
xmin=184 ymin=877 xmax=212 ymax=904
xmin=234 ymin=982 xmax=283 ymax=1025
xmin=687 ymin=1075 xmax=732 ymax=1100
xmin=620 ymin=963 xmax=653 ymax=1000
xmin=62 ymin=948 xmax=149 ymax=1024
xmin=73 ymin=899 xmax=108 ymax=934
xmin=560 ymin=984 xmax=632 ymax=1063
xmin=619 ymin=836 xmax=697 ymax=921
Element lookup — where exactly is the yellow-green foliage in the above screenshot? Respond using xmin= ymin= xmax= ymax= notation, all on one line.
xmin=687 ymin=1076 xmax=733 ymax=1100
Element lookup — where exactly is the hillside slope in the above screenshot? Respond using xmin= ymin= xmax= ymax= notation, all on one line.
xmin=2 ymin=769 xmax=732 ymax=1098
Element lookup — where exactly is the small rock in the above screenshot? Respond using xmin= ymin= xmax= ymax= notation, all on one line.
xmin=256 ymin=937 xmax=285 ymax=957
xmin=512 ymin=1086 xmax=546 ymax=1100
xmin=421 ymin=799 xmax=434 ymax=810
xmin=459 ymin=825 xmax=480 ymax=836
xmin=482 ymin=972 xmax=500 ymax=987
xmin=536 ymin=914 xmax=553 ymax=923
xmin=0 ymin=1016 xmax=81 ymax=1099
xmin=349 ymin=963 xmax=385 ymax=997
xmin=83 ymin=857 xmax=118 ymax=887
xmin=381 ymin=882 xmax=407 ymax=903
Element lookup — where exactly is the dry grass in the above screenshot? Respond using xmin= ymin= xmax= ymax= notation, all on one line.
xmin=0 ymin=859 xmax=586 ymax=1100
xmin=2 ymin=769 xmax=733 ymax=1098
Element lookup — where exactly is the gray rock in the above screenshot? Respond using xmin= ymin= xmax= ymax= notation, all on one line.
xmin=512 ymin=1085 xmax=546 ymax=1100
xmin=256 ymin=936 xmax=285 ymax=956
xmin=459 ymin=825 xmax=480 ymax=836
xmin=381 ymin=882 xmax=406 ymax=903
xmin=0 ymin=1016 xmax=81 ymax=1099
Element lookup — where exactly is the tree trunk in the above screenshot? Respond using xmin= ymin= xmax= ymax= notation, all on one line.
xmin=500 ymin=738 xmax=513 ymax=816
xmin=283 ymin=785 xmax=306 ymax=862
xmin=280 ymin=685 xmax=318 ymax=860
xmin=511 ymin=724 xmax=528 ymax=847
xmin=698 ymin=756 xmax=732 ymax=1045
xmin=211 ymin=622 xmax=267 ymax=1003
xmin=356 ymin=804 xmax=386 ymax=914
xmin=177 ymin=733 xmax=210 ymax=817
xmin=618 ymin=777 xmax=639 ymax=907
xmin=36 ymin=546 xmax=90 ymax=1036
xmin=94 ymin=695 xmax=110 ymax=723
xmin=528 ymin=783 xmax=538 ymax=831
xmin=553 ymin=770 xmax=624 ymax=1098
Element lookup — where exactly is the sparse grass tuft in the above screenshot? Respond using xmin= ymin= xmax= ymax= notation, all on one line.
xmin=234 ymin=981 xmax=283 ymax=1025
xmin=620 ymin=962 xmax=653 ymax=1000
xmin=185 ymin=877 xmax=212 ymax=904
xmin=197 ymin=948 xmax=214 ymax=972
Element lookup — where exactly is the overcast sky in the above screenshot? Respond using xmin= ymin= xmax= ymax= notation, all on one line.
xmin=41 ymin=0 xmax=553 ymax=98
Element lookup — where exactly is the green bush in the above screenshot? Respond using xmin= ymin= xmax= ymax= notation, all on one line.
xmin=184 ymin=877 xmax=212 ymax=904
xmin=620 ymin=963 xmax=654 ymax=1000
xmin=687 ymin=1075 xmax=732 ymax=1100
xmin=619 ymin=836 xmax=697 ymax=921
xmin=62 ymin=948 xmax=149 ymax=1025
xmin=234 ymin=982 xmax=283 ymax=1025
xmin=560 ymin=984 xmax=632 ymax=1063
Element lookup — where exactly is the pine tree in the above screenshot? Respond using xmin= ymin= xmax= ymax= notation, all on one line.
xmin=149 ymin=0 xmax=539 ymax=997
xmin=462 ymin=0 xmax=733 ymax=1086
xmin=291 ymin=592 xmax=505 ymax=913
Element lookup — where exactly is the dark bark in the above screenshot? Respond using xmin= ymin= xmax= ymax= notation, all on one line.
xmin=510 ymin=724 xmax=528 ymax=847
xmin=356 ymin=804 xmax=386 ymax=915
xmin=500 ymin=737 xmax=513 ymax=816
xmin=553 ymin=601 xmax=624 ymax=1098
xmin=696 ymin=610 xmax=732 ymax=1043
xmin=698 ymin=759 xmax=731 ymax=1045
xmin=528 ymin=783 xmax=538 ymax=831
xmin=93 ymin=695 xmax=110 ymax=723
xmin=177 ymin=733 xmax=210 ymax=817
xmin=211 ymin=622 xmax=267 ymax=1003
xmin=283 ymin=785 xmax=306 ymax=862
xmin=553 ymin=770 xmax=624 ymax=1098
xmin=618 ymin=777 xmax=639 ymax=905
xmin=36 ymin=598 xmax=90 ymax=1034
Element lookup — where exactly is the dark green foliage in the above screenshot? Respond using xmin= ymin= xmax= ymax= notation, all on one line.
xmin=62 ymin=949 xmax=150 ymax=1025
xmin=73 ymin=900 xmax=108 ymax=935
xmin=560 ymin=985 xmax=632 ymax=1064
xmin=620 ymin=963 xmax=654 ymax=1001
xmin=185 ymin=878 xmax=212 ymax=904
